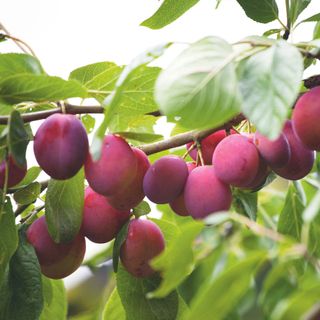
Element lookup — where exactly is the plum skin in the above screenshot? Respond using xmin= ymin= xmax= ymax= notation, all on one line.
xmin=81 ymin=187 xmax=130 ymax=243
xmin=108 ymin=148 xmax=150 ymax=211
xmin=26 ymin=216 xmax=86 ymax=279
xmin=120 ymin=219 xmax=165 ymax=278
xmin=212 ymin=134 xmax=259 ymax=188
xmin=0 ymin=156 xmax=27 ymax=188
xmin=184 ymin=166 xmax=232 ymax=219
xmin=274 ymin=120 xmax=314 ymax=180
xmin=85 ymin=134 xmax=137 ymax=196
xmin=143 ymin=155 xmax=188 ymax=204
xmin=292 ymin=87 xmax=320 ymax=151
xmin=34 ymin=114 xmax=88 ymax=180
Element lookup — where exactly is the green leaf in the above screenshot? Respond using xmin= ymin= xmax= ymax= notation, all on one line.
xmin=236 ymin=0 xmax=279 ymax=23
xmin=233 ymin=189 xmax=258 ymax=221
xmin=0 ymin=227 xmax=43 ymax=320
xmin=40 ymin=277 xmax=67 ymax=320
xmin=239 ymin=40 xmax=303 ymax=139
xmin=185 ymin=253 xmax=266 ymax=320
xmin=13 ymin=182 xmax=41 ymax=205
xmin=103 ymin=288 xmax=126 ymax=320
xmin=289 ymin=0 xmax=312 ymax=25
xmin=117 ymin=265 xmax=179 ymax=320
xmin=112 ymin=220 xmax=130 ymax=273
xmin=155 ymin=36 xmax=241 ymax=130
xmin=83 ymin=242 xmax=114 ymax=268
xmin=81 ymin=114 xmax=96 ymax=133
xmin=314 ymin=21 xmax=320 ymax=39
xmin=263 ymin=28 xmax=282 ymax=37
xmin=8 ymin=110 xmax=29 ymax=167
xmin=298 ymin=12 xmax=320 ymax=23
xmin=141 ymin=0 xmax=200 ymax=30
xmin=132 ymin=201 xmax=151 ymax=217
xmin=12 ymin=166 xmax=41 ymax=188
xmin=115 ymin=131 xmax=163 ymax=143
xmin=0 ymin=74 xmax=87 ymax=103
xmin=0 ymin=199 xmax=18 ymax=285
xmin=45 ymin=169 xmax=84 ymax=243
xmin=278 ymin=184 xmax=305 ymax=240
xmin=149 ymin=221 xmax=203 ymax=298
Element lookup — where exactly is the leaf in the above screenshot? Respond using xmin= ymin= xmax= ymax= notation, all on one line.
xmin=117 ymin=265 xmax=179 ymax=320
xmin=233 ymin=189 xmax=258 ymax=221
xmin=0 ymin=199 xmax=18 ymax=285
xmin=155 ymin=36 xmax=241 ymax=130
xmin=314 ymin=21 xmax=320 ymax=39
xmin=112 ymin=220 xmax=130 ymax=273
xmin=0 ymin=227 xmax=43 ymax=320
xmin=8 ymin=110 xmax=29 ymax=167
xmin=0 ymin=74 xmax=87 ymax=103
xmin=263 ymin=29 xmax=282 ymax=37
xmin=289 ymin=0 xmax=312 ymax=25
xmin=236 ymin=0 xmax=279 ymax=23
xmin=115 ymin=131 xmax=163 ymax=143
xmin=12 ymin=166 xmax=41 ymax=188
xmin=132 ymin=201 xmax=151 ymax=217
xmin=103 ymin=288 xmax=126 ymax=320
xmin=239 ymin=40 xmax=303 ymax=139
xmin=83 ymin=242 xmax=114 ymax=268
xmin=81 ymin=114 xmax=96 ymax=133
xmin=148 ymin=221 xmax=203 ymax=298
xmin=278 ymin=184 xmax=305 ymax=240
xmin=45 ymin=169 xmax=84 ymax=243
xmin=298 ymin=12 xmax=320 ymax=23
xmin=13 ymin=182 xmax=41 ymax=205
xmin=185 ymin=253 xmax=266 ymax=320
xmin=40 ymin=277 xmax=67 ymax=320
xmin=141 ymin=0 xmax=200 ymax=30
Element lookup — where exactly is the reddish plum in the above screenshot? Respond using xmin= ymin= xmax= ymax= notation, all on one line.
xmin=0 ymin=156 xmax=27 ymax=188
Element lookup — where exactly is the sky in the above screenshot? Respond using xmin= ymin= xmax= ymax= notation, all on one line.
xmin=1 ymin=0 xmax=320 ymax=288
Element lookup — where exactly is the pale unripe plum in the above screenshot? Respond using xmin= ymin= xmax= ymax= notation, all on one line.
xmin=212 ymin=134 xmax=259 ymax=187
xmin=242 ymin=157 xmax=270 ymax=190
xmin=108 ymin=148 xmax=150 ymax=211
xmin=274 ymin=121 xmax=314 ymax=180
xmin=85 ymin=135 xmax=137 ymax=196
xmin=120 ymin=219 xmax=165 ymax=278
xmin=292 ymin=87 xmax=320 ymax=150
xmin=143 ymin=155 xmax=188 ymax=204
xmin=169 ymin=162 xmax=197 ymax=216
xmin=26 ymin=216 xmax=86 ymax=279
xmin=184 ymin=166 xmax=232 ymax=219
xmin=0 ymin=156 xmax=27 ymax=188
xmin=254 ymin=132 xmax=290 ymax=169
xmin=34 ymin=114 xmax=88 ymax=180
xmin=81 ymin=187 xmax=130 ymax=243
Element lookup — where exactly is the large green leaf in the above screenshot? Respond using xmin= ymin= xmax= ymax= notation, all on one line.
xmin=233 ymin=189 xmax=258 ymax=221
xmin=141 ymin=0 xmax=200 ymax=29
xmin=236 ymin=0 xmax=279 ymax=23
xmin=289 ymin=0 xmax=312 ymax=25
xmin=117 ymin=265 xmax=179 ymax=320
xmin=103 ymin=288 xmax=126 ymax=320
xmin=45 ymin=169 xmax=84 ymax=243
xmin=155 ymin=36 xmax=241 ymax=130
xmin=239 ymin=40 xmax=303 ymax=139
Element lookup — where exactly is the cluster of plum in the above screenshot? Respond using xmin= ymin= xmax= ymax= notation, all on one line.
xmin=2 ymin=86 xmax=320 ymax=280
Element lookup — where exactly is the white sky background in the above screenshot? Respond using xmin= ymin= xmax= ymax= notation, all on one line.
xmin=1 ymin=0 xmax=320 ymax=288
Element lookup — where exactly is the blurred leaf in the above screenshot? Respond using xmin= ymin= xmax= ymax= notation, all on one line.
xmin=40 ymin=277 xmax=67 ymax=320
xmin=12 ymin=166 xmax=41 ymax=188
xmin=233 ymin=189 xmax=257 ymax=221
xmin=236 ymin=0 xmax=279 ymax=23
xmin=83 ymin=242 xmax=113 ymax=268
xmin=81 ymin=114 xmax=96 ymax=134
xmin=132 ymin=201 xmax=151 ymax=217
xmin=156 ymin=36 xmax=241 ymax=130
xmin=103 ymin=288 xmax=126 ymax=320
xmin=289 ymin=0 xmax=312 ymax=25
xmin=298 ymin=12 xmax=320 ymax=24
xmin=239 ymin=40 xmax=303 ymax=139
xmin=117 ymin=265 xmax=179 ymax=320
xmin=45 ymin=169 xmax=84 ymax=243
xmin=314 ymin=21 xmax=320 ymax=39
xmin=13 ymin=182 xmax=40 ymax=205
xmin=150 ymin=218 xmax=181 ymax=244
xmin=115 ymin=131 xmax=163 ymax=143
xmin=263 ymin=29 xmax=282 ymax=37
xmin=141 ymin=0 xmax=200 ymax=29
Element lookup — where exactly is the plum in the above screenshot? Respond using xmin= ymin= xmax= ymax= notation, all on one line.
xmin=212 ymin=134 xmax=259 ymax=187
xmin=292 ymin=87 xmax=320 ymax=150
xmin=120 ymin=219 xmax=165 ymax=278
xmin=0 ymin=156 xmax=27 ymax=188
xmin=34 ymin=114 xmax=88 ymax=180
xmin=274 ymin=121 xmax=314 ymax=180
xmin=85 ymin=134 xmax=137 ymax=196
xmin=27 ymin=216 xmax=86 ymax=279
xmin=184 ymin=166 xmax=232 ymax=219
xmin=108 ymin=148 xmax=150 ymax=211
xmin=143 ymin=155 xmax=188 ymax=204
xmin=81 ymin=187 xmax=130 ymax=243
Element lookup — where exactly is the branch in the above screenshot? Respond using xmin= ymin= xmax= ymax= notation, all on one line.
xmin=304 ymin=75 xmax=320 ymax=89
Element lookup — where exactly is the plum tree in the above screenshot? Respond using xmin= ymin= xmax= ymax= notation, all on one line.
xmin=120 ymin=219 xmax=165 ymax=278
xmin=27 ymin=216 xmax=86 ymax=279
xmin=212 ymin=134 xmax=260 ymax=187
xmin=143 ymin=155 xmax=188 ymax=204
xmin=184 ymin=166 xmax=232 ymax=219
xmin=293 ymin=87 xmax=320 ymax=151
xmin=85 ymin=134 xmax=137 ymax=196
xmin=34 ymin=114 xmax=88 ymax=180
xmin=108 ymin=148 xmax=150 ymax=211
xmin=274 ymin=121 xmax=314 ymax=180
xmin=81 ymin=187 xmax=131 ymax=243
xmin=254 ymin=132 xmax=291 ymax=169
xmin=0 ymin=156 xmax=27 ymax=188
